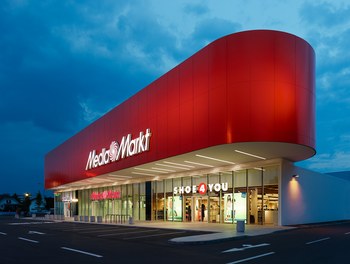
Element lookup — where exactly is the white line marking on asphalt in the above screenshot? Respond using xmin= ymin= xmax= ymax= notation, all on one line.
xmin=226 ymin=252 xmax=275 ymax=264
xmin=345 ymin=232 xmax=350 ymax=235
xmin=98 ymin=228 xmax=157 ymax=237
xmin=18 ymin=237 xmax=39 ymax=243
xmin=61 ymin=247 xmax=103 ymax=258
xmin=9 ymin=222 xmax=53 ymax=225
xmin=124 ymin=231 xmax=187 ymax=240
xmin=28 ymin=231 xmax=45 ymax=235
xmin=80 ymin=227 xmax=132 ymax=234
xmin=61 ymin=226 xmax=113 ymax=232
xmin=0 ymin=232 xmax=7 ymax=235
xmin=222 ymin=243 xmax=270 ymax=253
xmin=306 ymin=237 xmax=330 ymax=245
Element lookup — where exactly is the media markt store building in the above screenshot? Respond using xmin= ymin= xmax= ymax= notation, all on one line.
xmin=45 ymin=30 xmax=316 ymax=226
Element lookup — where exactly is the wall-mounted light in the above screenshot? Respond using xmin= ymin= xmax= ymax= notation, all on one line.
xmin=292 ymin=174 xmax=300 ymax=179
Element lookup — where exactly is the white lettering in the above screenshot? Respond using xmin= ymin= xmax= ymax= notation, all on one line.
xmin=214 ymin=183 xmax=221 ymax=192
xmin=85 ymin=150 xmax=95 ymax=170
xmin=192 ymin=185 xmax=197 ymax=194
xmin=93 ymin=155 xmax=99 ymax=168
xmin=173 ymin=182 xmax=229 ymax=195
xmin=85 ymin=129 xmax=152 ymax=171
xmin=179 ymin=186 xmax=185 ymax=194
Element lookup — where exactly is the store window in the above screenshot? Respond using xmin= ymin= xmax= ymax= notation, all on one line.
xmin=153 ymin=181 xmax=165 ymax=220
xmin=193 ymin=175 xmax=207 ymax=222
xmin=222 ymin=171 xmax=233 ymax=223
xmin=182 ymin=177 xmax=192 ymax=222
xmin=208 ymin=173 xmax=220 ymax=223
xmin=171 ymin=178 xmax=182 ymax=222
xmin=234 ymin=170 xmax=247 ymax=223
xmin=165 ymin=179 xmax=173 ymax=221
xmin=133 ymin=183 xmax=139 ymax=220
xmin=263 ymin=165 xmax=279 ymax=225
xmin=140 ymin=183 xmax=146 ymax=220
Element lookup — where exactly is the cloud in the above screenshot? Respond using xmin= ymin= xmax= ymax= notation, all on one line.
xmin=183 ymin=3 xmax=209 ymax=16
xmin=0 ymin=1 xmax=170 ymax=134
xmin=305 ymin=151 xmax=350 ymax=171
xmin=300 ymin=1 xmax=350 ymax=28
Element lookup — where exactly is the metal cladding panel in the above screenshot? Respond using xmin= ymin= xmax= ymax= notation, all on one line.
xmin=45 ymin=30 xmax=316 ymax=189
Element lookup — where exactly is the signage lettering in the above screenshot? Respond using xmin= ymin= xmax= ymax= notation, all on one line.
xmin=173 ymin=182 xmax=228 ymax=195
xmin=86 ymin=128 xmax=151 ymax=170
xmin=90 ymin=190 xmax=121 ymax=201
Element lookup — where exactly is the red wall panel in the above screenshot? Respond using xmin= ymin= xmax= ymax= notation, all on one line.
xmin=45 ymin=30 xmax=315 ymax=189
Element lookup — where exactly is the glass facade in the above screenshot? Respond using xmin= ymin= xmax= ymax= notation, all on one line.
xmin=54 ymin=165 xmax=279 ymax=225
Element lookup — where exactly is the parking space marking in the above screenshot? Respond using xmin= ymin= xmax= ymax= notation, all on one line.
xmin=226 ymin=252 xmax=275 ymax=264
xmin=28 ymin=231 xmax=45 ymax=235
xmin=80 ymin=227 xmax=134 ymax=234
xmin=306 ymin=237 xmax=330 ymax=245
xmin=61 ymin=247 xmax=103 ymax=258
xmin=0 ymin=232 xmax=7 ymax=235
xmin=98 ymin=229 xmax=156 ymax=237
xmin=60 ymin=226 xmax=111 ymax=232
xmin=9 ymin=222 xmax=53 ymax=225
xmin=124 ymin=231 xmax=187 ymax=240
xmin=18 ymin=237 xmax=39 ymax=243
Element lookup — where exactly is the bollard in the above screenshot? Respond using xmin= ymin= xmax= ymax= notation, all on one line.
xmin=236 ymin=220 xmax=245 ymax=232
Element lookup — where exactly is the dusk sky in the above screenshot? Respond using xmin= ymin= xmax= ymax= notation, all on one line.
xmin=1 ymin=0 xmax=350 ymax=196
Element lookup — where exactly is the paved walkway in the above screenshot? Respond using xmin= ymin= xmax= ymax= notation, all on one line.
xmin=32 ymin=216 xmax=295 ymax=244
xmin=126 ymin=221 xmax=295 ymax=244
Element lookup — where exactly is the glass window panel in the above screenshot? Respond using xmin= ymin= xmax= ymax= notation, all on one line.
xmin=165 ymin=179 xmax=173 ymax=192
xmin=140 ymin=183 xmax=146 ymax=195
xmin=183 ymin=177 xmax=192 ymax=188
xmin=156 ymin=180 xmax=164 ymax=193
xmin=133 ymin=183 xmax=139 ymax=220
xmin=192 ymin=175 xmax=207 ymax=187
xmin=234 ymin=170 xmax=246 ymax=187
xmin=208 ymin=173 xmax=219 ymax=184
xmin=248 ymin=169 xmax=262 ymax=187
xmin=173 ymin=178 xmax=182 ymax=195
xmin=221 ymin=171 xmax=233 ymax=190
xmin=264 ymin=165 xmax=279 ymax=185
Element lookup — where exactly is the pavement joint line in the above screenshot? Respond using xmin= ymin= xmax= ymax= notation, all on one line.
xmin=123 ymin=231 xmax=187 ymax=240
xmin=61 ymin=247 xmax=103 ymax=258
xmin=226 ymin=252 xmax=275 ymax=264
xmin=0 ymin=232 xmax=7 ymax=235
xmin=79 ymin=227 xmax=132 ymax=234
xmin=60 ymin=226 xmax=116 ymax=231
xmin=98 ymin=228 xmax=160 ymax=237
xmin=306 ymin=237 xmax=330 ymax=245
xmin=18 ymin=237 xmax=39 ymax=243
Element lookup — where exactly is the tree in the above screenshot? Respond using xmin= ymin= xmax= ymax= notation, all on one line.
xmin=35 ymin=191 xmax=42 ymax=208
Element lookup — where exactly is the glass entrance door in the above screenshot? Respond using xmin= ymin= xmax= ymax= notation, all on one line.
xmin=185 ymin=197 xmax=192 ymax=222
xmin=209 ymin=197 xmax=220 ymax=223
xmin=194 ymin=197 xmax=208 ymax=222
xmin=248 ymin=187 xmax=263 ymax=224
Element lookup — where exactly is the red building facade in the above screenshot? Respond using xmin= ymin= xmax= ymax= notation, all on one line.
xmin=45 ymin=30 xmax=315 ymax=225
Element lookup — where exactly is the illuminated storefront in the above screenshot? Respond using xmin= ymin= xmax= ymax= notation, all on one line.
xmin=46 ymin=30 xmax=336 ymax=226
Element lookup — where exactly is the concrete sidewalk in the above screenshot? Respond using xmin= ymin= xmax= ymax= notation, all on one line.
xmin=128 ymin=221 xmax=295 ymax=244
xmin=31 ymin=216 xmax=294 ymax=244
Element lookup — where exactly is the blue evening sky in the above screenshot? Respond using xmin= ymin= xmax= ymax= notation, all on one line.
xmin=1 ymin=0 xmax=349 ymax=196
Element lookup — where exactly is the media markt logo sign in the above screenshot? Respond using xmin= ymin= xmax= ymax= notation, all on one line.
xmin=85 ymin=128 xmax=151 ymax=170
